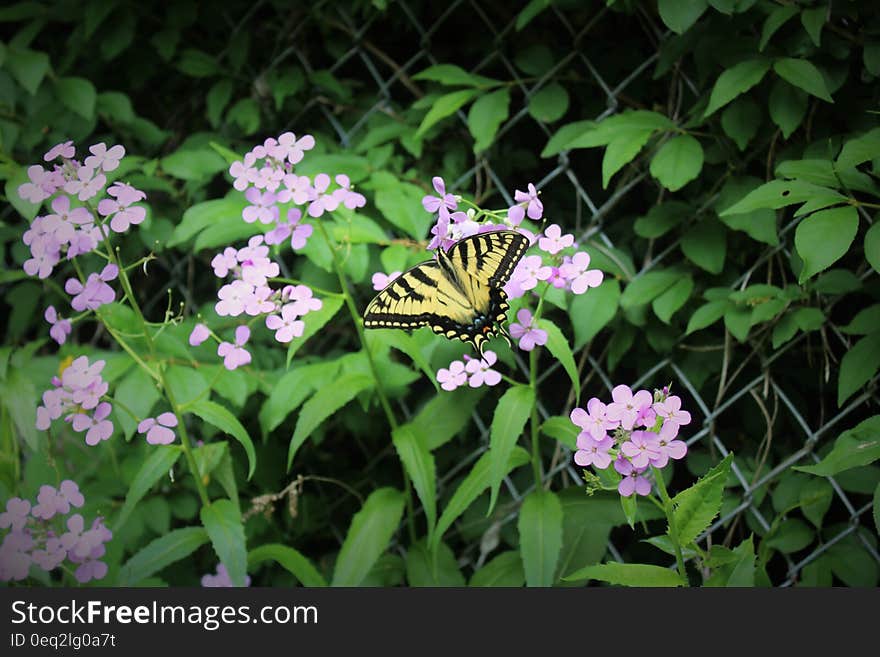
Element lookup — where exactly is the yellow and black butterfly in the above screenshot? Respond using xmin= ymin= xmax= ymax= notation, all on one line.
xmin=364 ymin=230 xmax=529 ymax=354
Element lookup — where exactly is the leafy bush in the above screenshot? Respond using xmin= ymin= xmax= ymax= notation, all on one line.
xmin=1 ymin=0 xmax=878 ymax=587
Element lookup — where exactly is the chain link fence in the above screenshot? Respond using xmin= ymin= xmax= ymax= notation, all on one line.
xmin=270 ymin=0 xmax=878 ymax=584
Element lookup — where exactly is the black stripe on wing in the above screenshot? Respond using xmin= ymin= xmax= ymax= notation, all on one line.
xmin=445 ymin=230 xmax=530 ymax=289
xmin=363 ymin=261 xmax=439 ymax=329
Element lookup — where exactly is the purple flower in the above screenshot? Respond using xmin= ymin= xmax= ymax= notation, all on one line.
xmin=244 ymin=285 xmax=276 ymax=316
xmin=64 ymin=166 xmax=106 ymax=202
xmin=23 ymin=232 xmax=61 ymax=279
xmin=651 ymin=422 xmax=688 ymax=468
xmin=615 ymin=457 xmax=651 ymax=497
xmin=32 ymin=484 xmax=79 ymax=520
xmin=505 ymin=255 xmax=551 ymax=298
xmin=74 ymin=559 xmax=108 ymax=583
xmin=215 ymin=280 xmax=254 ymax=317
xmin=464 ymin=351 xmax=502 ymax=387
xmin=653 ymin=395 xmax=692 ymax=430
xmin=508 ymin=308 xmax=547 ymax=351
xmin=189 ymin=323 xmax=211 ymax=346
xmin=65 ymin=264 xmax=118 ymax=312
xmin=372 ymin=271 xmax=401 ymax=291
xmin=307 ymin=173 xmax=341 ymax=217
xmin=538 ymin=224 xmax=574 ymax=255
xmin=574 ymin=434 xmax=613 ymax=469
xmin=18 ymin=165 xmax=58 ymax=203
xmin=0 ymin=498 xmax=31 ymax=531
xmin=331 ymin=174 xmax=367 ymax=209
xmin=606 ymin=384 xmax=654 ymax=431
xmin=422 ymin=176 xmax=457 ymax=214
xmin=427 ymin=207 xmax=452 ymax=251
xmin=97 ymin=182 xmax=147 ymax=233
xmin=44 ymin=306 xmax=72 ymax=345
xmin=283 ymin=174 xmax=312 ymax=205
xmin=43 ymin=195 xmax=91 ymax=244
xmin=242 ymin=188 xmax=279 ymax=224
xmin=229 ymin=153 xmax=257 ymax=191
xmin=0 ymin=539 xmax=31 ymax=581
xmin=282 ymin=285 xmax=322 ymax=315
xmin=138 ymin=412 xmax=178 ymax=446
xmin=561 ymin=251 xmax=603 ymax=294
xmin=212 ymin=247 xmax=239 ymax=278
xmin=620 ymin=430 xmax=662 ymax=469
xmin=437 ymin=360 xmax=467 ymax=391
xmin=59 ymin=480 xmax=85 ymax=509
xmin=201 ymin=562 xmax=251 ymax=587
xmin=217 ymin=326 xmax=252 ymax=370
xmin=507 ymin=183 xmax=542 ymax=224
xmin=44 ymin=141 xmax=75 ymax=161
xmin=266 ymin=304 xmax=305 ymax=343
xmin=83 ymin=143 xmax=125 ymax=172
xmin=570 ymin=398 xmax=619 ymax=441
xmin=71 ymin=402 xmax=114 ymax=446
xmin=276 ymin=132 xmax=315 ymax=165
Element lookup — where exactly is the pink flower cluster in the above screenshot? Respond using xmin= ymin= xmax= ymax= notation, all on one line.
xmin=138 ymin=412 xmax=179 ymax=446
xmin=436 ymin=351 xmax=502 ymax=390
xmin=36 ymin=356 xmax=114 ymax=446
xmin=201 ymin=562 xmax=251 ymax=587
xmin=0 ymin=480 xmax=112 ymax=583
xmin=18 ymin=141 xmax=146 ymax=343
xmin=570 ymin=385 xmax=691 ymax=497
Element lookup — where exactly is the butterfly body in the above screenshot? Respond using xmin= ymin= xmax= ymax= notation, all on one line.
xmin=364 ymin=230 xmax=529 ymax=354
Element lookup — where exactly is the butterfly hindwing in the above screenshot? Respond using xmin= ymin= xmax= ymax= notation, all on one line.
xmin=364 ymin=230 xmax=529 ymax=352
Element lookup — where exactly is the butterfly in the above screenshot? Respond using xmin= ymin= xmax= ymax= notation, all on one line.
xmin=364 ymin=229 xmax=530 ymax=354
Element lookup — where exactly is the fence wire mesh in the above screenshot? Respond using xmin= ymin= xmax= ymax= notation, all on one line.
xmin=270 ymin=1 xmax=878 ymax=585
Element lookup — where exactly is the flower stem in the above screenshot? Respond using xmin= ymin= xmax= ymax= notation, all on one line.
xmin=313 ymin=220 xmax=417 ymax=542
xmin=529 ymin=347 xmax=542 ymax=488
xmin=652 ymin=465 xmax=688 ymax=585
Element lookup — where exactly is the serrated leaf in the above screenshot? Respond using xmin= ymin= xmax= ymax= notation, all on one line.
xmin=672 ymin=453 xmax=733 ymax=545
xmin=405 ymin=540 xmax=465 ymax=586
xmin=488 ymin=385 xmax=534 ymax=515
xmin=704 ymin=59 xmax=771 ymax=117
xmin=563 ymin=562 xmax=685 ymax=586
xmin=117 ymin=527 xmax=209 ymax=585
xmin=392 ymin=425 xmax=437 ymax=541
xmin=332 ymin=488 xmax=405 ymax=586
xmin=537 ymin=318 xmax=580 ymax=401
xmin=794 ymin=205 xmax=859 ymax=283
xmin=795 ymin=416 xmax=880 ymax=475
xmin=286 ymin=296 xmax=344 ymax=367
xmin=248 ymin=544 xmax=326 ymax=587
xmin=288 ymin=372 xmax=373 ymax=468
xmin=469 ymin=551 xmax=525 ymax=587
xmin=201 ymin=499 xmax=248 ymax=586
xmin=518 ymin=490 xmax=563 ymax=587
xmin=190 ymin=399 xmax=257 ymax=479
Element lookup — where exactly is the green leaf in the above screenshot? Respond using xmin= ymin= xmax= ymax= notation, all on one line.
xmin=721 ymin=97 xmax=760 ymax=150
xmin=117 ymin=527 xmax=209 ymax=585
xmin=716 ymin=177 xmax=779 ymax=245
xmin=795 ymin=416 xmax=880 ymax=475
xmin=800 ymin=7 xmax=826 ymax=47
xmin=115 ymin=446 xmax=181 ymax=531
xmin=248 ymin=544 xmax=327 ymax=587
xmin=537 ymin=318 xmax=580 ymax=401
xmin=167 ymin=197 xmax=248 ymax=248
xmin=673 ymin=453 xmax=733 ymax=545
xmin=634 ymin=202 xmax=687 ymax=239
xmin=873 ymin=483 xmax=880 ymax=537
xmin=773 ymin=58 xmax=833 ymax=102
xmin=759 ymin=5 xmax=799 ymax=51
xmin=720 ymin=179 xmax=844 ymax=216
xmin=55 ymin=76 xmax=97 ymax=120
xmin=405 ymin=540 xmax=465 ymax=586
xmin=540 ymin=415 xmax=579 ymax=450
xmin=794 ymin=205 xmax=859 ymax=283
xmin=650 ymin=135 xmax=704 ymax=191
xmin=516 ymin=0 xmax=552 ymax=31
xmin=602 ymin=129 xmax=653 ymax=188
xmin=371 ymin=172 xmax=433 ymax=240
xmin=0 ymin=371 xmax=39 ymax=451
xmin=541 ymin=111 xmax=673 ymax=157
xmin=161 ymin=148 xmax=226 ymax=181
xmin=704 ymin=59 xmax=771 ymax=117
xmin=332 ymin=488 xmax=405 ymax=586
xmin=837 ymin=127 xmax=880 ymax=170
xmin=800 ymin=478 xmax=833 ymax=528
xmin=621 ymin=270 xmax=680 ymax=310
xmin=114 ymin=366 xmax=160 ymax=441
xmin=412 ymin=64 xmax=500 ymax=88
xmin=432 ymin=447 xmax=530 ymax=551
xmin=518 ymin=490 xmax=563 ymax=587
xmin=724 ymin=304 xmax=752 ymax=342
xmin=528 ymin=82 xmax=569 ymax=123
xmin=657 ymin=0 xmax=708 ymax=34
xmin=487 ymin=385 xmax=534 ymax=514
xmin=681 ymin=219 xmax=726 ymax=274
xmin=765 ymin=518 xmax=814 ymax=554
xmin=392 ymin=425 xmax=437 ymax=541
xmin=289 ymin=373 xmax=373 ymax=468
xmin=200 ymin=499 xmax=248 ymax=587
xmin=837 ymin=333 xmax=880 ymax=406
xmin=467 ymin=88 xmax=510 ymax=152
xmin=6 ymin=46 xmax=49 ymax=95
xmin=828 ymin=538 xmax=879 ymax=586
xmin=286 ymin=296 xmax=344 ymax=367
xmin=226 ymin=98 xmax=260 ymax=135
xmin=768 ymin=79 xmax=808 ymax=139
xmin=841 ymin=305 xmax=880 ymax=335
xmin=190 ymin=399 xmax=257 ymax=479
xmin=469 ymin=551 xmax=525 ymax=587
xmin=409 ymin=387 xmax=484 ymax=451
xmin=177 ymin=48 xmax=222 ymax=77
xmin=563 ymin=562 xmax=685 ymax=587
xmin=652 ymin=276 xmax=694 ymax=323
xmin=258 ymin=362 xmax=328 ymax=435
xmin=416 ymin=89 xmax=480 ymax=137
xmin=570 ymin=279 xmax=620 ymax=349
xmin=865 ymin=223 xmax=880 ymax=274
xmin=6 ymin=167 xmax=40 ymax=221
